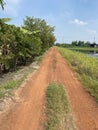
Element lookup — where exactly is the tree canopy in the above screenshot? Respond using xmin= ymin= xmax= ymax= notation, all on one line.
xmin=0 ymin=17 xmax=56 ymax=73
xmin=23 ymin=16 xmax=56 ymax=52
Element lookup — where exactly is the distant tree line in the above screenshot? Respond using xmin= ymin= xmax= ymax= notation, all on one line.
xmin=0 ymin=17 xmax=56 ymax=74
xmin=56 ymin=40 xmax=98 ymax=48
xmin=71 ymin=40 xmax=95 ymax=47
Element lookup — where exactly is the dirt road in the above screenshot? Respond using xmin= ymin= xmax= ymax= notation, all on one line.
xmin=0 ymin=47 xmax=98 ymax=130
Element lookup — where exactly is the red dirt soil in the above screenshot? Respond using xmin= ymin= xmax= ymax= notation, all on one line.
xmin=0 ymin=47 xmax=98 ymax=130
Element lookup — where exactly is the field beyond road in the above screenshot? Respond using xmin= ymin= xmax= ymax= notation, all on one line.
xmin=0 ymin=47 xmax=98 ymax=130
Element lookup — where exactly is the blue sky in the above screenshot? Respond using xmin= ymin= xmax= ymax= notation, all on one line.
xmin=0 ymin=0 xmax=98 ymax=43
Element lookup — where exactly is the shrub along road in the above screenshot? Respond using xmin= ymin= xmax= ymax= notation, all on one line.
xmin=0 ymin=47 xmax=98 ymax=130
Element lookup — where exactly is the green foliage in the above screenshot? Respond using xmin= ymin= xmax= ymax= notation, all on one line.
xmin=71 ymin=40 xmax=91 ymax=47
xmin=0 ymin=18 xmax=12 ymax=23
xmin=56 ymin=43 xmax=72 ymax=48
xmin=0 ymin=0 xmax=5 ymax=10
xmin=0 ymin=17 xmax=55 ymax=73
xmin=59 ymin=47 xmax=98 ymax=101
xmin=46 ymin=83 xmax=69 ymax=130
xmin=23 ymin=16 xmax=56 ymax=51
xmin=56 ymin=40 xmax=92 ymax=48
xmin=0 ymin=63 xmax=35 ymax=100
xmin=3 ymin=80 xmax=17 ymax=89
xmin=37 ymin=55 xmax=43 ymax=64
xmin=72 ymin=41 xmax=78 ymax=46
xmin=0 ymin=79 xmax=21 ymax=99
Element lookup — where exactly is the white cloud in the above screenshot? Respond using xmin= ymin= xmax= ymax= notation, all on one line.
xmin=70 ymin=19 xmax=88 ymax=25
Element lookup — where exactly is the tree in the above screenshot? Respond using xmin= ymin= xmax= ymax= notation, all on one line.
xmin=78 ymin=41 xmax=84 ymax=47
xmin=0 ymin=16 xmax=56 ymax=73
xmin=0 ymin=20 xmax=15 ymax=71
xmin=84 ymin=41 xmax=90 ymax=47
xmin=23 ymin=16 xmax=56 ymax=52
xmin=0 ymin=0 xmax=5 ymax=10
xmin=71 ymin=41 xmax=78 ymax=46
xmin=0 ymin=18 xmax=12 ymax=23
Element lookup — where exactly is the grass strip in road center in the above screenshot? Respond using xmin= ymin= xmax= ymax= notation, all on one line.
xmin=45 ymin=83 xmax=76 ymax=130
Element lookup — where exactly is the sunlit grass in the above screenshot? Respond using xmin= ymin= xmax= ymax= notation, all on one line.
xmin=45 ymin=83 xmax=76 ymax=130
xmin=58 ymin=47 xmax=98 ymax=101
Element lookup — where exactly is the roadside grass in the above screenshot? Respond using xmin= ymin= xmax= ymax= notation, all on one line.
xmin=58 ymin=47 xmax=98 ymax=102
xmin=0 ymin=64 xmax=34 ymax=101
xmin=37 ymin=49 xmax=49 ymax=65
xmin=0 ymin=52 xmax=45 ymax=101
xmin=37 ymin=55 xmax=44 ymax=65
xmin=45 ymin=83 xmax=76 ymax=130
xmin=0 ymin=76 xmax=25 ymax=101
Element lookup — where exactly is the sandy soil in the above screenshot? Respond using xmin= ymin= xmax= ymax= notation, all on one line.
xmin=0 ymin=47 xmax=98 ymax=130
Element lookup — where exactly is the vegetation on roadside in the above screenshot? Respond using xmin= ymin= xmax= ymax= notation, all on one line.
xmin=0 ymin=57 xmax=41 ymax=101
xmin=0 ymin=79 xmax=23 ymax=100
xmin=0 ymin=42 xmax=46 ymax=101
xmin=36 ymin=50 xmax=48 ymax=65
xmin=58 ymin=47 xmax=98 ymax=102
xmin=37 ymin=55 xmax=44 ymax=65
xmin=0 ymin=17 xmax=56 ymax=74
xmin=45 ymin=83 xmax=76 ymax=130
